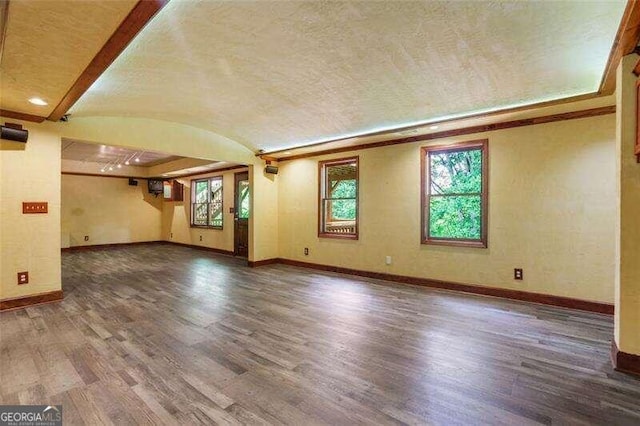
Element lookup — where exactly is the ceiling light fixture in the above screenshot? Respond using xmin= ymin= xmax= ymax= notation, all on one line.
xmin=125 ymin=153 xmax=136 ymax=166
xmin=429 ymin=125 xmax=439 ymax=130
xmin=28 ymin=97 xmax=48 ymax=106
xmin=116 ymin=156 xmax=126 ymax=169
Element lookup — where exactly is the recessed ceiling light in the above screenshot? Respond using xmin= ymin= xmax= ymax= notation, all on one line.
xmin=134 ymin=158 xmax=140 ymax=163
xmin=28 ymin=97 xmax=48 ymax=106
xmin=429 ymin=125 xmax=439 ymax=130
xmin=125 ymin=161 xmax=130 ymax=166
xmin=117 ymin=164 xmax=122 ymax=169
xmin=284 ymin=151 xmax=292 ymax=155
xmin=109 ymin=166 xmax=114 ymax=171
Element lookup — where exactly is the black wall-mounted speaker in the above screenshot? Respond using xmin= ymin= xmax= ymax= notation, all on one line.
xmin=1 ymin=124 xmax=28 ymax=143
xmin=128 ymin=178 xmax=138 ymax=186
xmin=265 ymin=165 xmax=278 ymax=174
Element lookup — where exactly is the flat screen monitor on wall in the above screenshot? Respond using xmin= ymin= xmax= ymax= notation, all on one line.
xmin=148 ymin=179 xmax=163 ymax=196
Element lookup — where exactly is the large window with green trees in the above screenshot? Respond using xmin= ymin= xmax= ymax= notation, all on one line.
xmin=421 ymin=140 xmax=488 ymax=247
xmin=191 ymin=176 xmax=223 ymax=229
xmin=319 ymin=157 xmax=358 ymax=239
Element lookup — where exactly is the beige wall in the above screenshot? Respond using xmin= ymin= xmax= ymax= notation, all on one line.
xmin=162 ymin=168 xmax=246 ymax=253
xmin=61 ymin=174 xmax=162 ymax=248
xmin=278 ymin=114 xmax=616 ymax=303
xmin=0 ymin=122 xmax=61 ymax=300
xmin=250 ymin=166 xmax=279 ymax=262
xmin=0 ymin=145 xmax=3 ymax=295
xmin=615 ymin=54 xmax=640 ymax=355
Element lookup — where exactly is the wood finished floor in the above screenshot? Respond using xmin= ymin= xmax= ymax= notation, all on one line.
xmin=1 ymin=244 xmax=639 ymax=425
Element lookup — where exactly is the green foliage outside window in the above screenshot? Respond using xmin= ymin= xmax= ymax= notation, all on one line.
xmin=320 ymin=159 xmax=358 ymax=237
xmin=238 ymin=181 xmax=250 ymax=219
xmin=209 ymin=179 xmax=223 ymax=227
xmin=429 ymin=195 xmax=481 ymax=239
xmin=428 ymin=147 xmax=484 ymax=241
xmin=195 ymin=181 xmax=208 ymax=203
xmin=329 ymin=179 xmax=356 ymax=220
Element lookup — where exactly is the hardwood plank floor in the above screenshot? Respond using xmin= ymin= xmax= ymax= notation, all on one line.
xmin=1 ymin=243 xmax=639 ymax=425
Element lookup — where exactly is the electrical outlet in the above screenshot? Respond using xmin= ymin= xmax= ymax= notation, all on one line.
xmin=199 ymin=235 xmax=203 ymax=242
xmin=17 ymin=271 xmax=29 ymax=285
xmin=304 ymin=247 xmax=309 ymax=256
xmin=514 ymin=268 xmax=523 ymax=280
xmin=84 ymin=235 xmax=89 ymax=241
xmin=385 ymin=256 xmax=392 ymax=265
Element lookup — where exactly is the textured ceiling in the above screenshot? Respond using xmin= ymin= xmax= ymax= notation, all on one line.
xmin=71 ymin=0 xmax=625 ymax=152
xmin=269 ymin=94 xmax=616 ymax=159
xmin=0 ymin=0 xmax=137 ymax=116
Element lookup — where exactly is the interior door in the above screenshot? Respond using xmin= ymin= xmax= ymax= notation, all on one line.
xmin=234 ymin=171 xmax=249 ymax=257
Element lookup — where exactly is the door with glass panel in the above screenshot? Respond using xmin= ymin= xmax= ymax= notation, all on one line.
xmin=234 ymin=171 xmax=249 ymax=257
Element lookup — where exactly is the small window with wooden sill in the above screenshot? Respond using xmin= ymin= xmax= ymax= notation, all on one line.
xmin=319 ymin=157 xmax=358 ymax=239
xmin=191 ymin=176 xmax=223 ymax=229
